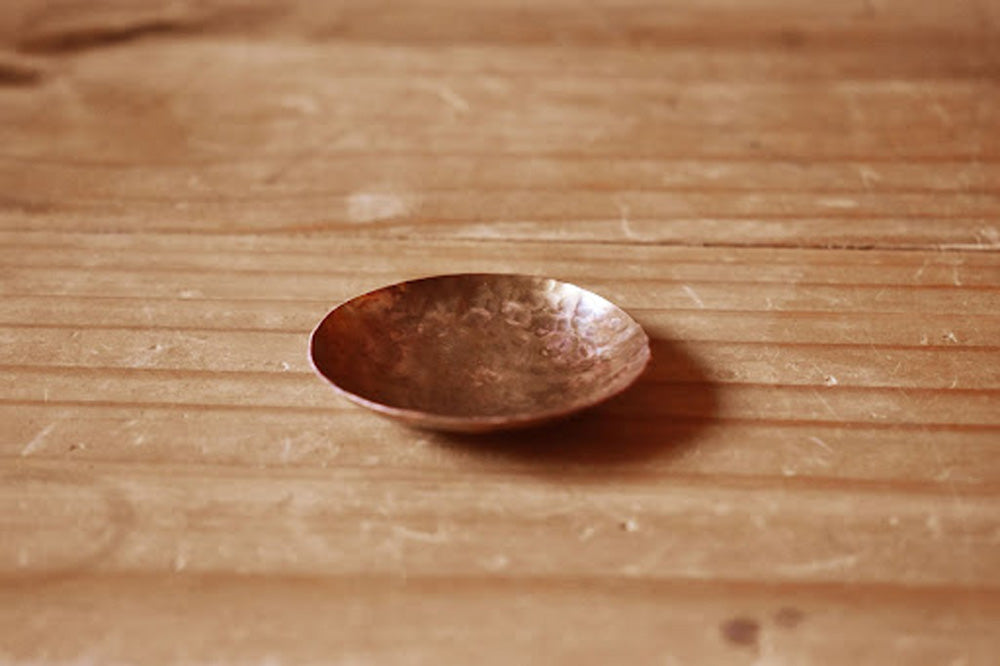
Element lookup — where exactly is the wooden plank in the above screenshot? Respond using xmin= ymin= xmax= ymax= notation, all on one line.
xmin=5 ymin=265 xmax=997 ymax=313
xmin=1 ymin=575 xmax=997 ymax=666
xmin=2 ymin=459 xmax=998 ymax=584
xmin=5 ymin=404 xmax=999 ymax=485
xmin=5 ymin=363 xmax=998 ymax=425
xmin=4 ymin=0 xmax=997 ymax=50
xmin=2 ymin=234 xmax=997 ymax=308
xmin=4 ymin=234 xmax=1000 ymax=283
xmin=5 ymin=327 xmax=1000 ymax=387
xmin=3 ymin=292 xmax=1000 ymax=347
xmin=1 ymin=35 xmax=997 ymax=245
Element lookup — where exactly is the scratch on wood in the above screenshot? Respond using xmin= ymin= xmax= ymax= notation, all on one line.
xmin=807 ymin=436 xmax=834 ymax=454
xmin=925 ymin=514 xmax=944 ymax=538
xmin=433 ymin=85 xmax=471 ymax=113
xmin=279 ymin=95 xmax=320 ymax=116
xmin=346 ymin=189 xmax=416 ymax=223
xmin=857 ymin=165 xmax=882 ymax=190
xmin=913 ymin=258 xmax=932 ymax=280
xmin=818 ymin=198 xmax=859 ymax=209
xmin=21 ymin=422 xmax=58 ymax=456
xmin=391 ymin=525 xmax=449 ymax=544
xmin=173 ymin=547 xmax=188 ymax=572
xmin=778 ymin=553 xmax=860 ymax=575
xmin=480 ymin=553 xmax=510 ymax=571
xmin=281 ymin=438 xmax=294 ymax=463
xmin=682 ymin=285 xmax=705 ymax=309
xmin=968 ymin=227 xmax=1000 ymax=249
xmin=618 ymin=201 xmax=639 ymax=240
xmin=810 ymin=390 xmax=840 ymax=418
xmin=930 ymin=103 xmax=953 ymax=129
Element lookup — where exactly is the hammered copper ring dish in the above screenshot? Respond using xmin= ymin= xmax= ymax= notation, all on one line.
xmin=309 ymin=274 xmax=651 ymax=432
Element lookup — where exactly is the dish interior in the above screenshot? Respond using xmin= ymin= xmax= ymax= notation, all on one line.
xmin=311 ymin=274 xmax=649 ymax=419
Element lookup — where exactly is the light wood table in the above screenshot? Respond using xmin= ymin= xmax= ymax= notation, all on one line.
xmin=1 ymin=1 xmax=998 ymax=663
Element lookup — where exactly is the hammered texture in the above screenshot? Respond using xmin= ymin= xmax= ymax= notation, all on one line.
xmin=310 ymin=274 xmax=650 ymax=431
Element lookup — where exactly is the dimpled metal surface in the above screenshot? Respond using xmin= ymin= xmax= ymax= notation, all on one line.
xmin=310 ymin=274 xmax=650 ymax=432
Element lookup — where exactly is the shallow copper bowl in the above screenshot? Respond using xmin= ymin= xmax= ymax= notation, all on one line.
xmin=309 ymin=274 xmax=650 ymax=432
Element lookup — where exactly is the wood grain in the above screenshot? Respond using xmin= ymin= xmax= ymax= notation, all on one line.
xmin=1 ymin=0 xmax=998 ymax=663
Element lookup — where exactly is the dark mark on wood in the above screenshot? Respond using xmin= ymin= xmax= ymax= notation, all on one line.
xmin=721 ymin=617 xmax=760 ymax=647
xmin=18 ymin=16 xmax=201 ymax=54
xmin=775 ymin=606 xmax=805 ymax=628
xmin=778 ymin=29 xmax=807 ymax=48
xmin=0 ymin=196 xmax=53 ymax=214
xmin=0 ymin=53 xmax=47 ymax=85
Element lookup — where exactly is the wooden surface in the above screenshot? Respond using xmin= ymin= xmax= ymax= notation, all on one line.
xmin=1 ymin=0 xmax=999 ymax=663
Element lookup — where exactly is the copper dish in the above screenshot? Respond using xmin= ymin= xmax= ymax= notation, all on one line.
xmin=309 ymin=274 xmax=650 ymax=432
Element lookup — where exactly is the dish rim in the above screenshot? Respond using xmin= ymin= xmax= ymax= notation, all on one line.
xmin=308 ymin=272 xmax=651 ymax=432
